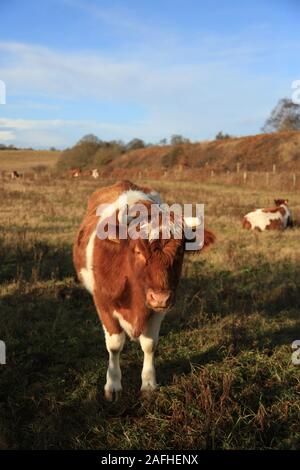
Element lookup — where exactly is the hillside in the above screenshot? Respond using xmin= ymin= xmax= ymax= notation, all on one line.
xmin=0 ymin=149 xmax=61 ymax=172
xmin=1 ymin=131 xmax=300 ymax=174
xmin=107 ymin=131 xmax=300 ymax=172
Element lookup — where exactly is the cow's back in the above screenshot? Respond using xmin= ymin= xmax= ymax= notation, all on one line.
xmin=243 ymin=207 xmax=285 ymax=231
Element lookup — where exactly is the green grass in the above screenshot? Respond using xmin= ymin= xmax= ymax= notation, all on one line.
xmin=0 ymin=176 xmax=300 ymax=449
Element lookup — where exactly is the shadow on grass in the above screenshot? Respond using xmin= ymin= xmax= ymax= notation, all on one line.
xmin=1 ymin=254 xmax=300 ymax=448
xmin=171 ymin=259 xmax=300 ymax=326
xmin=0 ymin=240 xmax=74 ymax=283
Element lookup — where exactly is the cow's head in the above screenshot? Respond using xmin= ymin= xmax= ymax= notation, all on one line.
xmin=97 ymin=202 xmax=215 ymax=312
xmin=274 ymin=198 xmax=289 ymax=206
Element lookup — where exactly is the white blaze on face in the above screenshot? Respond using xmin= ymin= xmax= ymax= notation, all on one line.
xmin=80 ymin=229 xmax=97 ymax=294
xmin=140 ymin=203 xmax=183 ymax=241
xmin=245 ymin=209 xmax=283 ymax=231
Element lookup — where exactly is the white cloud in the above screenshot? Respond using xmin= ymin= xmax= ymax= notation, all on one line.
xmin=0 ymin=40 xmax=275 ymax=105
xmin=0 ymin=130 xmax=15 ymax=141
xmin=0 ymin=36 xmax=295 ymax=146
xmin=0 ymin=116 xmax=146 ymax=148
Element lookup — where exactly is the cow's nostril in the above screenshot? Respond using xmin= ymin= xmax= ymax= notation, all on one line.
xmin=147 ymin=290 xmax=172 ymax=307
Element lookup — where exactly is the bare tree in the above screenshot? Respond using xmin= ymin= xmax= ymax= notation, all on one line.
xmin=262 ymin=98 xmax=300 ymax=133
xmin=77 ymin=134 xmax=102 ymax=145
xmin=170 ymin=134 xmax=190 ymax=145
xmin=215 ymin=131 xmax=231 ymax=140
xmin=126 ymin=138 xmax=145 ymax=151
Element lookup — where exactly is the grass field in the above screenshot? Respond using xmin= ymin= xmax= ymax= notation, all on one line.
xmin=0 ymin=175 xmax=300 ymax=450
xmin=0 ymin=150 xmax=60 ymax=172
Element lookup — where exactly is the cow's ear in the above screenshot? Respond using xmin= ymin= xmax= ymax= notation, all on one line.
xmin=184 ymin=228 xmax=215 ymax=253
xmin=183 ymin=216 xmax=215 ymax=253
xmin=202 ymin=229 xmax=216 ymax=248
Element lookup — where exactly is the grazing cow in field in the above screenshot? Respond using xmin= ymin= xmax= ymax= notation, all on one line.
xmin=73 ymin=180 xmax=215 ymax=400
xmin=81 ymin=169 xmax=100 ymax=178
xmin=10 ymin=170 xmax=20 ymax=179
xmin=243 ymin=199 xmax=292 ymax=231
xmin=69 ymin=168 xmax=82 ymax=178
xmin=91 ymin=168 xmax=99 ymax=179
xmin=82 ymin=170 xmax=92 ymax=177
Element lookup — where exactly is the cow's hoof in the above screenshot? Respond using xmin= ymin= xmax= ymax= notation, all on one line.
xmin=140 ymin=382 xmax=158 ymax=397
xmin=104 ymin=389 xmax=121 ymax=402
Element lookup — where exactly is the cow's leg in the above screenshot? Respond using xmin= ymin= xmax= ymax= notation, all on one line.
xmin=139 ymin=313 xmax=165 ymax=392
xmin=103 ymin=327 xmax=125 ymax=401
xmin=94 ymin=299 xmax=126 ymax=401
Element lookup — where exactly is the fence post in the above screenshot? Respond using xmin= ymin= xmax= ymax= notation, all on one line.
xmin=272 ymin=164 xmax=276 ymax=174
xmin=293 ymin=173 xmax=296 ymax=189
xmin=243 ymin=171 xmax=247 ymax=183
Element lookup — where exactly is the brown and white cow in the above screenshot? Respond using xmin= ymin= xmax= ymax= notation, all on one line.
xmin=82 ymin=169 xmax=100 ymax=178
xmin=10 ymin=170 xmax=20 ymax=179
xmin=73 ymin=180 xmax=214 ymax=400
xmin=70 ymin=168 xmax=82 ymax=178
xmin=91 ymin=169 xmax=99 ymax=179
xmin=243 ymin=199 xmax=292 ymax=231
xmin=82 ymin=170 xmax=92 ymax=177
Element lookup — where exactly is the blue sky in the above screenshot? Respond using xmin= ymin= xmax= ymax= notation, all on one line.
xmin=0 ymin=0 xmax=299 ymax=148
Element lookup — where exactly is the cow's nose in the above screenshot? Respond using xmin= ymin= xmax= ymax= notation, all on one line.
xmin=146 ymin=289 xmax=173 ymax=309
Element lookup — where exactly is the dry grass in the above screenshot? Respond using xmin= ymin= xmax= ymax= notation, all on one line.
xmin=105 ymin=131 xmax=300 ymax=172
xmin=0 ymin=175 xmax=300 ymax=449
xmin=0 ymin=150 xmax=60 ymax=172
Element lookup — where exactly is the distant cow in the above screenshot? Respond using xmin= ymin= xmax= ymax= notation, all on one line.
xmin=81 ymin=169 xmax=100 ymax=178
xmin=73 ymin=180 xmax=215 ymax=400
xmin=91 ymin=168 xmax=99 ymax=179
xmin=70 ymin=168 xmax=82 ymax=178
xmin=10 ymin=171 xmax=20 ymax=179
xmin=243 ymin=199 xmax=292 ymax=231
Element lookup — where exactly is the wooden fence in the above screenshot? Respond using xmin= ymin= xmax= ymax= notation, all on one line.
xmin=96 ymin=168 xmax=300 ymax=191
xmin=1 ymin=168 xmax=300 ymax=191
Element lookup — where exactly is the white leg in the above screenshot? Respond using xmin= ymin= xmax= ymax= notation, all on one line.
xmin=139 ymin=313 xmax=165 ymax=392
xmin=103 ymin=328 xmax=125 ymax=401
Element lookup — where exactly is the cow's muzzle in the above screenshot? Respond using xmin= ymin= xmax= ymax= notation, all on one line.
xmin=146 ymin=289 xmax=174 ymax=311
